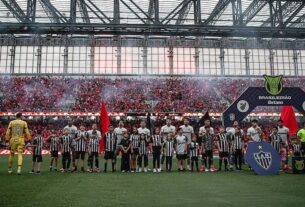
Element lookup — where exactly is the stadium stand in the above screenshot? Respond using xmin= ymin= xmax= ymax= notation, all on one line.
xmin=1 ymin=77 xmax=305 ymax=113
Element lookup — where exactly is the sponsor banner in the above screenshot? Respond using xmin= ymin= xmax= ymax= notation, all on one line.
xmin=0 ymin=149 xmax=222 ymax=155
xmin=0 ymin=150 xmax=52 ymax=155
xmin=0 ymin=112 xmax=124 ymax=117
xmin=0 ymin=112 xmax=303 ymax=118
xmin=223 ymin=75 xmax=305 ymax=127
xmin=223 ymin=87 xmax=305 ymax=127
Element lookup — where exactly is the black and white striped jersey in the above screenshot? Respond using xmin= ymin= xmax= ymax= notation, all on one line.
xmin=269 ymin=134 xmax=282 ymax=153
xmin=151 ymin=134 xmax=162 ymax=147
xmin=139 ymin=139 xmax=148 ymax=155
xmin=33 ymin=136 xmax=44 ymax=155
xmin=88 ymin=138 xmax=99 ymax=153
xmin=232 ymin=133 xmax=243 ymax=150
xmin=75 ymin=131 xmax=88 ymax=152
xmin=217 ymin=133 xmax=230 ymax=152
xmin=104 ymin=132 xmax=117 ymax=152
xmin=189 ymin=141 xmax=199 ymax=157
xmin=130 ymin=134 xmax=140 ymax=149
xmin=163 ymin=140 xmax=174 ymax=157
xmin=293 ymin=143 xmax=301 ymax=153
xmin=48 ymin=136 xmax=59 ymax=152
xmin=60 ymin=135 xmax=72 ymax=153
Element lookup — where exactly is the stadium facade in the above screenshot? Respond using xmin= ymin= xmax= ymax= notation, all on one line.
xmin=0 ymin=0 xmax=305 ymax=76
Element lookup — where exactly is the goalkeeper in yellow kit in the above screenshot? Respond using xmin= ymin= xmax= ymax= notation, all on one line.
xmin=5 ymin=113 xmax=30 ymax=175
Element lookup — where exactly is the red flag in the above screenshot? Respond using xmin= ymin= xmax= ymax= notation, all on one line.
xmin=100 ymin=100 xmax=110 ymax=152
xmin=280 ymin=106 xmax=298 ymax=135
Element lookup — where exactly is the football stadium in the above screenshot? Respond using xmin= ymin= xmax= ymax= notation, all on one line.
xmin=1 ymin=0 xmax=305 ymax=206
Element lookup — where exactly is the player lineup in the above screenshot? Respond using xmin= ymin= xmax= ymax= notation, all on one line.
xmin=3 ymin=113 xmax=304 ymax=175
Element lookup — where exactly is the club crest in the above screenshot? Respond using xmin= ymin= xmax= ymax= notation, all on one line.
xmin=295 ymin=160 xmax=305 ymax=171
xmin=264 ymin=75 xmax=283 ymax=96
xmin=254 ymin=151 xmax=272 ymax=170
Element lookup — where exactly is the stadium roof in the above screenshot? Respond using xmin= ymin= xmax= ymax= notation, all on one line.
xmin=0 ymin=0 xmax=305 ymax=38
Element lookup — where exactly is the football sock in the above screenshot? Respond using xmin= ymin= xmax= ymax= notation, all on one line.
xmin=8 ymin=153 xmax=14 ymax=168
xmin=17 ymin=151 xmax=23 ymax=166
xmin=17 ymin=166 xmax=22 ymax=174
xmin=219 ymin=159 xmax=222 ymax=170
xmin=204 ymin=159 xmax=207 ymax=168
xmin=224 ymin=159 xmax=228 ymax=170
xmin=95 ymin=159 xmax=99 ymax=169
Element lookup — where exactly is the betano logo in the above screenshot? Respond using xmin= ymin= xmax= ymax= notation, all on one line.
xmin=263 ymin=75 xmax=283 ymax=96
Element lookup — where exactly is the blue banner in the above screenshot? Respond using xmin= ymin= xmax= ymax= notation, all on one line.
xmin=223 ymin=87 xmax=305 ymax=127
xmin=244 ymin=142 xmax=281 ymax=176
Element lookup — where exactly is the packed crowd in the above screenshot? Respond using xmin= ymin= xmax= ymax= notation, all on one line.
xmin=2 ymin=77 xmax=305 ymax=113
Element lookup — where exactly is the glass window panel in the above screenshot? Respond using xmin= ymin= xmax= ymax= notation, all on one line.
xmin=121 ymin=47 xmax=143 ymax=74
xmin=147 ymin=47 xmax=169 ymax=74
xmin=94 ymin=47 xmax=117 ymax=74
xmin=273 ymin=49 xmax=295 ymax=76
xmin=0 ymin=46 xmax=11 ymax=73
xmin=298 ymin=50 xmax=305 ymax=76
xmin=13 ymin=46 xmax=38 ymax=74
xmin=198 ymin=48 xmax=221 ymax=75
xmin=249 ymin=49 xmax=270 ymax=75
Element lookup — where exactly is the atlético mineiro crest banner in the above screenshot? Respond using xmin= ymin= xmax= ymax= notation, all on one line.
xmin=245 ymin=142 xmax=281 ymax=176
xmin=223 ymin=75 xmax=305 ymax=127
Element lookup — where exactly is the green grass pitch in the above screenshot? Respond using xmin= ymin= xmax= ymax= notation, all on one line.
xmin=0 ymin=155 xmax=304 ymax=207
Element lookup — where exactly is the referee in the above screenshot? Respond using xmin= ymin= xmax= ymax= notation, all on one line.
xmin=297 ymin=122 xmax=305 ymax=155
